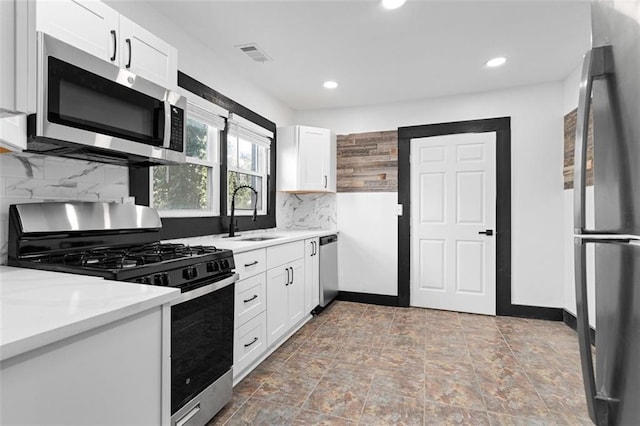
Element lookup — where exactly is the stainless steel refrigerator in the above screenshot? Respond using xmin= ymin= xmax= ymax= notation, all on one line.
xmin=574 ymin=1 xmax=640 ymax=424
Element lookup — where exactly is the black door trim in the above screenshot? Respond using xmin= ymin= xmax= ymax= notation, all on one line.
xmin=397 ymin=117 xmax=515 ymax=315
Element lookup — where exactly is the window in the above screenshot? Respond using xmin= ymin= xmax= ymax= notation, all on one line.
xmin=226 ymin=113 xmax=273 ymax=215
xmin=151 ymin=98 xmax=227 ymax=216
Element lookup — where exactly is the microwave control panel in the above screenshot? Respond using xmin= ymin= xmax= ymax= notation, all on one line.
xmin=169 ymin=106 xmax=184 ymax=153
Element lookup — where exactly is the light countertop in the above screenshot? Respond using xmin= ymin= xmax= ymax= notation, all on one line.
xmin=0 ymin=266 xmax=180 ymax=361
xmin=0 ymin=230 xmax=334 ymax=361
xmin=165 ymin=229 xmax=337 ymax=254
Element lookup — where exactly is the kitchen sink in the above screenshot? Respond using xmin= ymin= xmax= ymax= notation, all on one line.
xmin=238 ymin=236 xmax=281 ymax=242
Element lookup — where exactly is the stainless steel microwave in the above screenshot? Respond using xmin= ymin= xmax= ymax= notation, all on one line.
xmin=27 ymin=32 xmax=185 ymax=166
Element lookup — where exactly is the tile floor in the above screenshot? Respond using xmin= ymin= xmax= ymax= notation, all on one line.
xmin=208 ymin=301 xmax=592 ymax=425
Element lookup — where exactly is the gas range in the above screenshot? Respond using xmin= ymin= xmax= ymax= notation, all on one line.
xmin=7 ymin=201 xmax=238 ymax=425
xmin=7 ymin=202 xmax=235 ymax=292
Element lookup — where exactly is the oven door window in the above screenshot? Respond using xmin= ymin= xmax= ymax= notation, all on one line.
xmin=47 ymin=57 xmax=164 ymax=146
xmin=171 ymin=283 xmax=234 ymax=414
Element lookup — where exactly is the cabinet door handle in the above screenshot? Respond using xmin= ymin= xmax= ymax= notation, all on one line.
xmin=313 ymin=241 xmax=317 ymax=256
xmin=290 ymin=267 xmax=294 ymax=285
xmin=244 ymin=260 xmax=259 ymax=267
xmin=285 ymin=267 xmax=290 ymax=286
xmin=324 ymin=175 xmax=328 ymax=189
xmin=125 ymin=38 xmax=132 ymax=68
xmin=110 ymin=30 xmax=117 ymax=61
xmin=244 ymin=337 xmax=258 ymax=348
xmin=243 ymin=294 xmax=258 ymax=303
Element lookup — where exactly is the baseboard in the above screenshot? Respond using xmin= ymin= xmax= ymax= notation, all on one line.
xmin=497 ymin=304 xmax=564 ymax=321
xmin=336 ymin=291 xmax=399 ymax=307
xmin=563 ymin=309 xmax=596 ymax=343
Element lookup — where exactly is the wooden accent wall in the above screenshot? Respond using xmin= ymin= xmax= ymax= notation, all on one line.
xmin=564 ymin=107 xmax=594 ymax=189
xmin=337 ymin=131 xmax=398 ymax=192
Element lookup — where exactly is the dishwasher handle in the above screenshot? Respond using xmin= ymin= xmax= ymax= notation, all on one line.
xmin=320 ymin=234 xmax=338 ymax=245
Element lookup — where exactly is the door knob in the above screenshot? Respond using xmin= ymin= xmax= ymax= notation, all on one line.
xmin=478 ymin=229 xmax=494 ymax=236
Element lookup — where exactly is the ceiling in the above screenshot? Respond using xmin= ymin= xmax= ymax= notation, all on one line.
xmin=147 ymin=0 xmax=592 ymax=111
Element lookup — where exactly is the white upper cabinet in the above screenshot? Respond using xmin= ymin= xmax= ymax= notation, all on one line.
xmin=118 ymin=15 xmax=177 ymax=90
xmin=0 ymin=0 xmax=36 ymax=120
xmin=36 ymin=0 xmax=119 ymax=63
xmin=277 ymin=125 xmax=336 ymax=193
xmin=36 ymin=0 xmax=177 ymax=90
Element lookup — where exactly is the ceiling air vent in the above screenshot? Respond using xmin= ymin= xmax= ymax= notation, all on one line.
xmin=236 ymin=43 xmax=272 ymax=63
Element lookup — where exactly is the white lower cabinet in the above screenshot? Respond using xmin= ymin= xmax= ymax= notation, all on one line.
xmin=266 ymin=251 xmax=305 ymax=347
xmin=232 ymin=248 xmax=267 ymax=381
xmin=304 ymin=237 xmax=320 ymax=313
xmin=233 ymin=237 xmax=322 ymax=381
xmin=0 ymin=306 xmax=171 ymax=425
xmin=234 ymin=311 xmax=267 ymax=375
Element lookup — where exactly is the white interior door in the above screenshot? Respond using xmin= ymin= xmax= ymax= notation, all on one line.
xmin=410 ymin=132 xmax=496 ymax=315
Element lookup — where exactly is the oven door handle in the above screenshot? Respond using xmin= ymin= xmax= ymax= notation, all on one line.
xmin=171 ymin=273 xmax=238 ymax=306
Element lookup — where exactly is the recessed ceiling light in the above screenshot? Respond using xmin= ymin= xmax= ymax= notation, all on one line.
xmin=323 ymin=81 xmax=338 ymax=89
xmin=381 ymin=0 xmax=406 ymax=10
xmin=486 ymin=57 xmax=507 ymax=68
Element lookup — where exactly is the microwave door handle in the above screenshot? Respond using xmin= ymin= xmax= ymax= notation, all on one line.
xmin=163 ymin=102 xmax=171 ymax=148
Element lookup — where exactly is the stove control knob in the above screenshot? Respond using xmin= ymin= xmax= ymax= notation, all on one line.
xmin=206 ymin=262 xmax=215 ymax=272
xmin=154 ymin=274 xmax=163 ymax=286
xmin=222 ymin=259 xmax=230 ymax=269
xmin=183 ymin=267 xmax=198 ymax=280
xmin=162 ymin=273 xmax=170 ymax=286
xmin=140 ymin=276 xmax=151 ymax=285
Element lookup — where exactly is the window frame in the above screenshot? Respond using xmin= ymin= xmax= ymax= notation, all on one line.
xmin=149 ymin=94 xmax=226 ymax=218
xmin=129 ymin=71 xmax=277 ymax=240
xmin=226 ymin=119 xmax=272 ymax=216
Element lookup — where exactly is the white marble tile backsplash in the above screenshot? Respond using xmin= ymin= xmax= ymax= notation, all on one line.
xmin=276 ymin=192 xmax=337 ymax=231
xmin=0 ymin=153 xmax=129 ymax=264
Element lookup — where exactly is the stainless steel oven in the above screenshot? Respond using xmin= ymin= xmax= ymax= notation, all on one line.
xmin=27 ymin=32 xmax=185 ymax=165
xmin=170 ymin=275 xmax=235 ymax=426
xmin=8 ymin=202 xmax=238 ymax=426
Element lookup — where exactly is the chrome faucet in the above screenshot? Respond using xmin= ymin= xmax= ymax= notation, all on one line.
xmin=228 ymin=185 xmax=258 ymax=238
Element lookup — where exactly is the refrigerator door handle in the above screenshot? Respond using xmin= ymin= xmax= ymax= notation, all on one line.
xmin=574 ymin=238 xmax=599 ymax=423
xmin=575 ymin=238 xmax=619 ymax=425
xmin=574 ymin=46 xmax=613 ymax=235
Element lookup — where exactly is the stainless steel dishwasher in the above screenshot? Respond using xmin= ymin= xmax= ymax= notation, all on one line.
xmin=319 ymin=234 xmax=338 ymax=307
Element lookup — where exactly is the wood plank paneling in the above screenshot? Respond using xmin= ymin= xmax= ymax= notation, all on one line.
xmin=564 ymin=107 xmax=593 ymax=189
xmin=337 ymin=131 xmax=397 ymax=192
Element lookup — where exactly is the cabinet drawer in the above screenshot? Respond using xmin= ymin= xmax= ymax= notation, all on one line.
xmin=235 ymin=273 xmax=266 ymax=328
xmin=234 ymin=249 xmax=266 ymax=280
xmin=267 ymin=241 xmax=304 ymax=269
xmin=234 ymin=311 xmax=267 ymax=376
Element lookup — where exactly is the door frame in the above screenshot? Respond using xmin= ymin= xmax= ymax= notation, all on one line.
xmin=398 ymin=117 xmax=514 ymax=315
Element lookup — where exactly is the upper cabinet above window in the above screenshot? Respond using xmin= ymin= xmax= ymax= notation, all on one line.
xmin=277 ymin=125 xmax=336 ymax=193
xmin=36 ymin=0 xmax=178 ymax=90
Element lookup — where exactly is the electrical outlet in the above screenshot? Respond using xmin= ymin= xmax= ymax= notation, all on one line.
xmin=396 ymin=204 xmax=403 ymax=216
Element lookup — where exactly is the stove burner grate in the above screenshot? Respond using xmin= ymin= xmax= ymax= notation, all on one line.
xmin=29 ymin=243 xmax=222 ymax=270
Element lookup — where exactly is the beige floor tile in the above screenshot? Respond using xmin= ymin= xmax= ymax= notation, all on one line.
xmin=360 ymin=392 xmax=424 ymax=426
xmin=220 ymin=301 xmax=591 ymax=425
xmin=224 ymin=398 xmax=299 ymax=425
xmin=301 ymin=379 xmax=368 ymax=420
xmin=293 ymin=409 xmax=357 ymax=425
xmin=423 ymin=402 xmax=490 ymax=426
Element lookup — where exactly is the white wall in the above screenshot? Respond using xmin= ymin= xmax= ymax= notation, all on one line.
xmin=105 ymin=1 xmax=294 ymax=127
xmin=336 ymin=193 xmax=398 ymax=296
xmin=297 ymin=82 xmax=567 ymax=308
